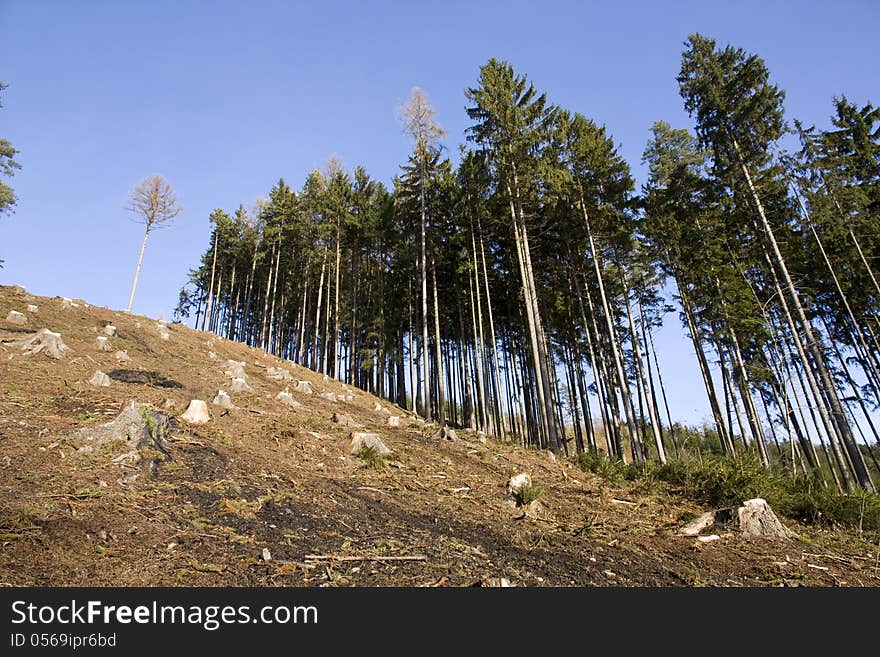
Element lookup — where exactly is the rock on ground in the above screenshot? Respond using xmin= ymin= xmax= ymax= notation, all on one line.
xmin=229 ymin=377 xmax=253 ymax=393
xmin=5 ymin=328 xmax=71 ymax=359
xmin=180 ymin=400 xmax=210 ymax=424
xmin=5 ymin=310 xmax=26 ymax=325
xmin=88 ymin=370 xmax=111 ymax=387
xmin=26 ymin=304 xmax=38 ymax=313
xmin=212 ymin=390 xmax=236 ymax=410
xmin=350 ymin=432 xmax=392 ymax=457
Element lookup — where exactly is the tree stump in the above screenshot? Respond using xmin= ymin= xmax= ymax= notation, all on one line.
xmin=229 ymin=376 xmax=253 ymax=393
xmin=276 ymin=389 xmax=302 ymax=409
xmin=5 ymin=310 xmax=27 ymax=325
xmin=736 ymin=498 xmax=793 ymax=538
xmin=88 ymin=370 xmax=111 ymax=387
xmin=350 ymin=432 xmax=391 ymax=456
xmin=180 ymin=400 xmax=210 ymax=424
xmin=5 ymin=328 xmax=71 ymax=359
xmin=212 ymin=390 xmax=236 ymax=410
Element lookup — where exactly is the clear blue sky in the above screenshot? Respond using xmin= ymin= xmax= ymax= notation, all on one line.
xmin=2 ymin=0 xmax=877 ymax=426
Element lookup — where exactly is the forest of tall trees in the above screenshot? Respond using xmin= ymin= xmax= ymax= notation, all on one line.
xmin=175 ymin=35 xmax=880 ymax=492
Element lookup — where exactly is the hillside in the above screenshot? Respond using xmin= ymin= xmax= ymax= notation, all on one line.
xmin=0 ymin=284 xmax=877 ymax=587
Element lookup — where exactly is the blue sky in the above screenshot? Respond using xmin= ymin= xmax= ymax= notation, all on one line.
xmin=2 ymin=0 xmax=878 ymax=425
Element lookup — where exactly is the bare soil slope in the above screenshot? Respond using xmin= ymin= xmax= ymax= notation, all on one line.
xmin=1 ymin=285 xmax=877 ymax=586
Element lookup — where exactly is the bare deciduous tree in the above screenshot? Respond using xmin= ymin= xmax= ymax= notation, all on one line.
xmin=126 ymin=174 xmax=182 ymax=312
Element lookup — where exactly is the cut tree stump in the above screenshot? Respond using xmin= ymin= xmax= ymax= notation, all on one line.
xmin=103 ymin=324 xmax=117 ymax=336
xmin=180 ymin=400 xmax=210 ymax=424
xmin=736 ymin=498 xmax=793 ymax=539
xmin=4 ymin=328 xmax=71 ymax=359
xmin=275 ymin=389 xmax=302 ymax=409
xmin=224 ymin=360 xmax=246 ymax=378
xmin=26 ymin=304 xmax=38 ymax=313
xmin=332 ymin=413 xmax=360 ymax=427
xmin=73 ymin=400 xmax=171 ymax=454
xmin=229 ymin=377 xmax=253 ymax=393
xmin=212 ymin=390 xmax=236 ymax=410
xmin=5 ymin=310 xmax=26 ymax=325
xmin=350 ymin=432 xmax=391 ymax=457
xmin=434 ymin=426 xmax=458 ymax=441
xmin=507 ymin=473 xmax=532 ymax=496
xmin=115 ymin=350 xmax=131 ymax=363
xmin=267 ymin=366 xmax=293 ymax=381
xmin=293 ymin=380 xmax=314 ymax=395
xmin=88 ymin=370 xmax=111 ymax=387
xmin=680 ymin=511 xmax=716 ymax=536
xmin=96 ymin=336 xmax=113 ymax=352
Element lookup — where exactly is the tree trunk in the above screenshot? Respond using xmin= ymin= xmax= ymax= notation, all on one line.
xmin=127 ymin=226 xmax=152 ymax=313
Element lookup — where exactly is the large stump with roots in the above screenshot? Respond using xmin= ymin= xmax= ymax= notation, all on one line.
xmin=73 ymin=401 xmax=172 ymax=463
xmin=4 ymin=328 xmax=71 ymax=359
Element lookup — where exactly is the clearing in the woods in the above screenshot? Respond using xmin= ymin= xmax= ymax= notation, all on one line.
xmin=1 ymin=285 xmax=877 ymax=587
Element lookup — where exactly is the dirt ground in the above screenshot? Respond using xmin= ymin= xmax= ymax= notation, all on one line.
xmin=1 ymin=284 xmax=878 ymax=587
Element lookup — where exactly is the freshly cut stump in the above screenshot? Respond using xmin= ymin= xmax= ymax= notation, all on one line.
xmin=96 ymin=336 xmax=113 ymax=352
xmin=332 ymin=413 xmax=360 ymax=427
xmin=434 ymin=426 xmax=458 ymax=441
xmin=318 ymin=391 xmax=338 ymax=402
xmin=115 ymin=350 xmax=131 ymax=363
xmin=88 ymin=370 xmax=111 ymax=387
xmin=350 ymin=432 xmax=391 ymax=457
xmin=156 ymin=323 xmax=171 ymax=341
xmin=293 ymin=379 xmax=313 ymax=395
xmin=5 ymin=310 xmax=26 ymax=325
xmin=507 ymin=473 xmax=532 ymax=496
xmin=229 ymin=377 xmax=253 ymax=393
xmin=224 ymin=360 xmax=246 ymax=378
xmin=103 ymin=324 xmax=117 ymax=336
xmin=387 ymin=416 xmax=401 ymax=427
xmin=212 ymin=390 xmax=236 ymax=410
xmin=267 ymin=367 xmax=293 ymax=381
xmin=26 ymin=304 xmax=38 ymax=313
xmin=736 ymin=498 xmax=793 ymax=539
xmin=276 ymin=389 xmax=302 ymax=409
xmin=180 ymin=400 xmax=210 ymax=424
xmin=5 ymin=328 xmax=71 ymax=359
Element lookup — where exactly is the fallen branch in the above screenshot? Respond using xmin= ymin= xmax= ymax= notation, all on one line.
xmin=304 ymin=554 xmax=427 ymax=563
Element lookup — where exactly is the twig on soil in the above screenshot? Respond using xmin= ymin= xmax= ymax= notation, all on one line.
xmin=356 ymin=486 xmax=388 ymax=495
xmin=304 ymin=554 xmax=427 ymax=563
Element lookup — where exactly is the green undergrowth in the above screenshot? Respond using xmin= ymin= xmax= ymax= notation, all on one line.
xmin=578 ymin=451 xmax=880 ymax=533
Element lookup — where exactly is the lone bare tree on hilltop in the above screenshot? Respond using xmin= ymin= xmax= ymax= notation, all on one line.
xmin=126 ymin=174 xmax=182 ymax=312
